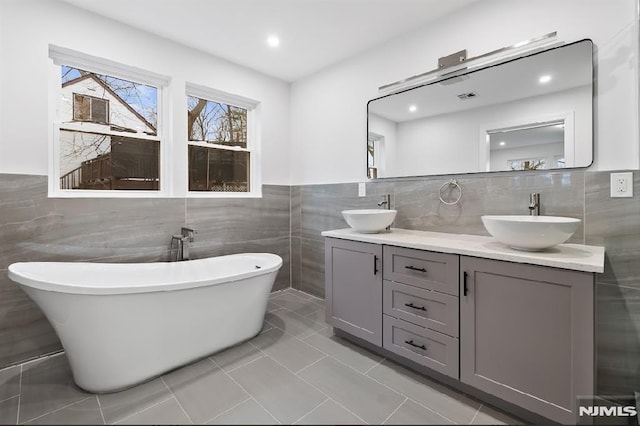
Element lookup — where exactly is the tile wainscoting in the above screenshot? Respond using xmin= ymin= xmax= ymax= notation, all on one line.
xmin=1 ymin=170 xmax=639 ymax=400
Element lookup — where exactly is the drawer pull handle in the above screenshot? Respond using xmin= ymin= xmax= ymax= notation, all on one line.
xmin=404 ymin=302 xmax=426 ymax=311
xmin=405 ymin=265 xmax=427 ymax=273
xmin=405 ymin=339 xmax=427 ymax=351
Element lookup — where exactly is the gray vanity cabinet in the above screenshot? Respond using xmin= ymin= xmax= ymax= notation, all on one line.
xmin=459 ymin=256 xmax=595 ymax=425
xmin=325 ymin=238 xmax=383 ymax=346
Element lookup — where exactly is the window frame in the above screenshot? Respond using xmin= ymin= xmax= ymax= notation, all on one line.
xmin=185 ymin=82 xmax=262 ymax=198
xmin=48 ymin=45 xmax=171 ymax=198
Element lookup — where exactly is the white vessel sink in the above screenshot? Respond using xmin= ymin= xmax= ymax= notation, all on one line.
xmin=342 ymin=209 xmax=397 ymax=234
xmin=481 ymin=215 xmax=581 ymax=251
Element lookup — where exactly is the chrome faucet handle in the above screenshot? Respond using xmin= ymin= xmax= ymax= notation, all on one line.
xmin=377 ymin=194 xmax=391 ymax=208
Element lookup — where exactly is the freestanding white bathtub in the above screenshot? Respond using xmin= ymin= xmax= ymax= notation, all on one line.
xmin=8 ymin=253 xmax=282 ymax=393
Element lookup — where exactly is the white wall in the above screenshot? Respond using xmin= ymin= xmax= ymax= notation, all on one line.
xmin=290 ymin=0 xmax=639 ymax=184
xmin=0 ymin=0 xmax=290 ymax=186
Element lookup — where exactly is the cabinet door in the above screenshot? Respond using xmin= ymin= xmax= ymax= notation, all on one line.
xmin=460 ymin=256 xmax=594 ymax=425
xmin=325 ymin=238 xmax=383 ymax=346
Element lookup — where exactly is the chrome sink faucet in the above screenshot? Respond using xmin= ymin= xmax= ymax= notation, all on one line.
xmin=171 ymin=227 xmax=196 ymax=261
xmin=529 ymin=193 xmax=540 ymax=216
xmin=377 ymin=194 xmax=391 ymax=209
xmin=378 ymin=194 xmax=392 ymax=231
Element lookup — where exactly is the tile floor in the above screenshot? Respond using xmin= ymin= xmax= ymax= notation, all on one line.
xmin=0 ymin=289 xmax=523 ymax=425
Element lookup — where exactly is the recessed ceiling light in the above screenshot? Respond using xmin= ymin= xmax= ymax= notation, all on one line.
xmin=499 ymin=141 xmax=506 ymax=146
xmin=267 ymin=35 xmax=280 ymax=48
xmin=539 ymin=75 xmax=552 ymax=84
xmin=408 ymin=105 xmax=417 ymax=112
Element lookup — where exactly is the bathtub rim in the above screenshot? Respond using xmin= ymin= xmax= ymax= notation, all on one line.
xmin=8 ymin=252 xmax=283 ymax=296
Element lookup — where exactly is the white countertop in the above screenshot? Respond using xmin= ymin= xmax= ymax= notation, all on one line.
xmin=321 ymin=228 xmax=605 ymax=273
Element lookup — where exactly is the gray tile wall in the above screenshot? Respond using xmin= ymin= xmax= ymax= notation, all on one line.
xmin=291 ymin=169 xmax=640 ymax=398
xmin=0 ymin=174 xmax=291 ymax=368
xmin=292 ymin=170 xmax=587 ymax=298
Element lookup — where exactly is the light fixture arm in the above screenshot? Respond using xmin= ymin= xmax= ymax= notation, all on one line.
xmin=379 ymin=31 xmax=561 ymax=95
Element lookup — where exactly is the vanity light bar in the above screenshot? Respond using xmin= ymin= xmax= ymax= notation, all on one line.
xmin=378 ymin=32 xmax=561 ymax=95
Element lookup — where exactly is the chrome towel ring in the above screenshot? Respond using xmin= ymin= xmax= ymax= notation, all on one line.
xmin=439 ymin=179 xmax=462 ymax=205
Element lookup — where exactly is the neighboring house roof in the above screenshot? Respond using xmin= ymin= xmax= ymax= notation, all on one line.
xmin=62 ymin=73 xmax=157 ymax=132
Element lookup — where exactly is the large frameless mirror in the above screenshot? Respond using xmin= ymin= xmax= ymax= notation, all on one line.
xmin=367 ymin=39 xmax=593 ymax=179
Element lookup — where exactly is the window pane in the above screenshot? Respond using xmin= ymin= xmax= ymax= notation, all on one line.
xmin=73 ymin=94 xmax=91 ymax=121
xmin=92 ymin=98 xmax=108 ymax=124
xmin=60 ymin=66 xmax=160 ymax=191
xmin=187 ymin=96 xmax=247 ymax=148
xmin=60 ymin=130 xmax=159 ymax=190
xmin=188 ymin=145 xmax=249 ymax=192
xmin=62 ymin=66 xmax=157 ymax=134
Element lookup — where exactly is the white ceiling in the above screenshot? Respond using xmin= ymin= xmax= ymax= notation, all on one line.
xmin=60 ymin=0 xmax=478 ymax=82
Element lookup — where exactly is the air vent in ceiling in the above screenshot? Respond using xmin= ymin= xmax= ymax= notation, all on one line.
xmin=457 ymin=92 xmax=478 ymax=100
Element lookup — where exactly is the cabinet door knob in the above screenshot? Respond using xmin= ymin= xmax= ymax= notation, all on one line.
xmin=404 ymin=302 xmax=427 ymax=311
xmin=404 ymin=339 xmax=427 ymax=351
xmin=405 ymin=265 xmax=427 ymax=273
xmin=463 ymin=271 xmax=469 ymax=296
xmin=373 ymin=255 xmax=379 ymax=275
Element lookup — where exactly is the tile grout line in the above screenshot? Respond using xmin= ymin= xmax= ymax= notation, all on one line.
xmin=0 ymin=394 xmax=18 ymax=405
xmin=269 ymin=301 xmax=330 ymax=329
xmin=159 ymin=377 xmax=195 ymax=425
xmin=20 ymin=396 xmax=94 ymax=425
xmin=381 ymin=396 xmax=408 ymax=425
xmin=362 ymin=357 xmax=386 ymax=375
xmin=217 ymin=353 xmax=266 ymax=374
xmin=110 ymin=394 xmax=176 ymax=425
xmin=203 ymin=396 xmax=252 ymax=424
xmin=402 ymin=397 xmax=457 ymax=425
xmin=598 ymin=281 xmax=640 ymax=291
xmin=363 ymin=367 xmax=457 ymax=425
xmin=208 ymin=358 xmax=282 ymax=425
xmin=469 ymin=402 xmax=483 ymax=425
xmin=93 ymin=395 xmax=106 ymax=425
xmin=294 ymin=355 xmax=328 ymax=375
xmin=290 ymin=397 xmax=330 ymax=425
xmin=16 ymin=363 xmax=22 ymax=424
xmin=249 ymin=342 xmax=368 ymax=425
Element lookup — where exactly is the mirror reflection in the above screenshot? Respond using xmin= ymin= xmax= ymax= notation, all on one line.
xmin=367 ymin=39 xmax=593 ymax=179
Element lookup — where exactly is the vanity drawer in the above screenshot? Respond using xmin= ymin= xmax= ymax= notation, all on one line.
xmin=383 ymin=280 xmax=458 ymax=337
xmin=383 ymin=246 xmax=459 ymax=295
xmin=383 ymin=315 xmax=459 ymax=378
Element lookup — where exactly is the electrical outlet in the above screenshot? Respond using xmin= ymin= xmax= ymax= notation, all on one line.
xmin=610 ymin=172 xmax=633 ymax=198
xmin=358 ymin=182 xmax=366 ymax=197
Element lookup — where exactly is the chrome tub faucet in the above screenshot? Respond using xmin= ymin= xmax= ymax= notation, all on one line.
xmin=171 ymin=227 xmax=196 ymax=261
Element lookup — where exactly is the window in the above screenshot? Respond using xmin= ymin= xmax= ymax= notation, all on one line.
xmin=57 ymin=64 xmax=161 ymax=192
xmin=73 ymin=93 xmax=108 ymax=124
xmin=49 ymin=46 xmax=261 ymax=198
xmin=186 ymin=84 xmax=259 ymax=195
